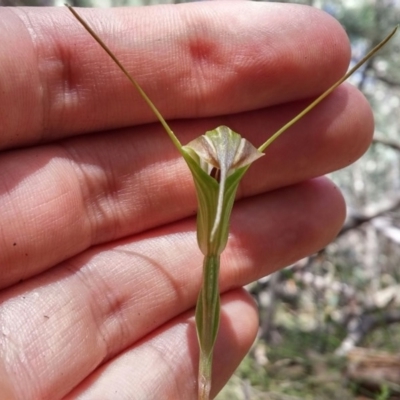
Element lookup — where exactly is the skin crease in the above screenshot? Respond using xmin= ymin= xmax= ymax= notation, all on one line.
xmin=0 ymin=2 xmax=374 ymax=399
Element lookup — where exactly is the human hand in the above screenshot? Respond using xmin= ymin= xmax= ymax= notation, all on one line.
xmin=0 ymin=2 xmax=373 ymax=399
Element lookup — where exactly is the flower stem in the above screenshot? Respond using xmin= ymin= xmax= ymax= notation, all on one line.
xmin=196 ymin=254 xmax=221 ymax=400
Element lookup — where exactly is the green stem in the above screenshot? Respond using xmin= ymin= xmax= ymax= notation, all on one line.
xmin=65 ymin=4 xmax=182 ymax=151
xmin=196 ymin=255 xmax=221 ymax=400
xmin=258 ymin=25 xmax=398 ymax=153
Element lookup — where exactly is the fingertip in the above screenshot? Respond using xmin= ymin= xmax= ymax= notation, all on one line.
xmin=335 ymin=83 xmax=375 ymax=164
xmin=304 ymin=176 xmax=347 ymax=234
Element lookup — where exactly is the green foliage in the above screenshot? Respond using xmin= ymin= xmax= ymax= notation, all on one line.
xmin=376 ymin=384 xmax=391 ymax=400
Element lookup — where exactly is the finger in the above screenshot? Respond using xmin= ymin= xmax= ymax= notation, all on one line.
xmin=0 ymin=88 xmax=372 ymax=287
xmin=1 ymin=2 xmax=349 ymax=148
xmin=0 ymin=177 xmax=344 ymax=399
xmin=0 ymin=84 xmax=371 ymax=289
xmin=63 ymin=289 xmax=257 ymax=400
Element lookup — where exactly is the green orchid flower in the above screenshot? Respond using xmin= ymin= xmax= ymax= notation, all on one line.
xmin=65 ymin=6 xmax=396 ymax=399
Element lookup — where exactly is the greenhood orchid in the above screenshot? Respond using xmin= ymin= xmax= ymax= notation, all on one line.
xmin=65 ymin=6 xmax=397 ymax=399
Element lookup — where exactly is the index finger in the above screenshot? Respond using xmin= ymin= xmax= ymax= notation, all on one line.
xmin=0 ymin=2 xmax=350 ymax=150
